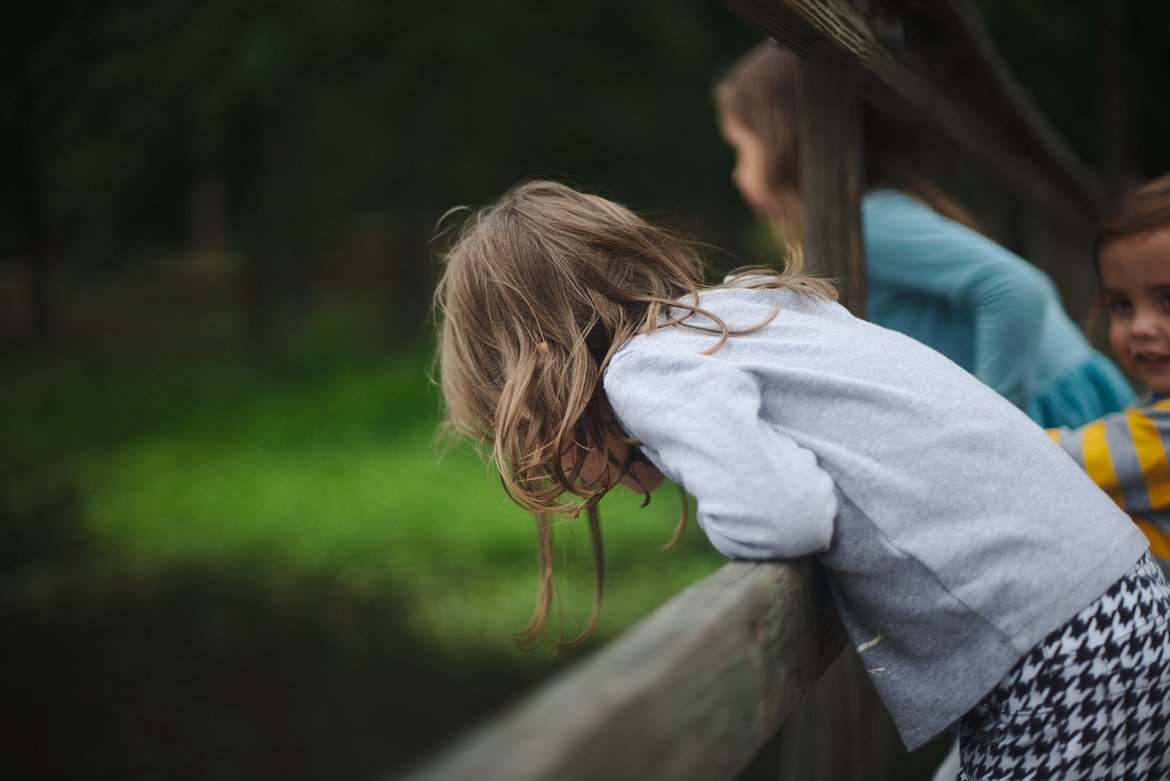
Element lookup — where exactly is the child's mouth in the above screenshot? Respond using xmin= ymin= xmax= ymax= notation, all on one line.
xmin=1135 ymin=353 xmax=1170 ymax=368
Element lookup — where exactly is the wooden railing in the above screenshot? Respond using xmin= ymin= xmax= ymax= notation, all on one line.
xmin=397 ymin=561 xmax=852 ymax=780
xmin=400 ymin=1 xmax=1101 ymax=778
xmin=396 ymin=559 xmax=898 ymax=780
xmin=719 ymin=0 xmax=1105 ymax=314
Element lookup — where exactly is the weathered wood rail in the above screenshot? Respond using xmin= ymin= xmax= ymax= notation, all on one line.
xmin=719 ymin=0 xmax=1107 ymax=313
xmin=402 ymin=1 xmax=1105 ymax=779
xmin=398 ymin=562 xmax=842 ymax=780
xmin=396 ymin=559 xmax=894 ymax=780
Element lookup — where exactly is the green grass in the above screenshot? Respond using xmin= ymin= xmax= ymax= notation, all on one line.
xmin=0 ymin=318 xmax=727 ymax=777
xmin=3 ymin=322 xmax=724 ymax=655
xmin=2 ymin=317 xmax=956 ymax=780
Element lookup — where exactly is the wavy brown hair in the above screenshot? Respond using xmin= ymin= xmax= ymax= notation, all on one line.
xmin=714 ymin=41 xmax=978 ymax=236
xmin=1095 ymin=172 xmax=1170 ymax=274
xmin=434 ymin=179 xmax=836 ymax=648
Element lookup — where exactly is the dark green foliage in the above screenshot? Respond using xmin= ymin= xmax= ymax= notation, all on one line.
xmin=1 ymin=0 xmax=759 ymax=276
xmin=4 ymin=2 xmax=1167 ymax=294
xmin=977 ymin=0 xmax=1170 ymax=179
xmin=0 ymin=324 xmax=724 ymax=778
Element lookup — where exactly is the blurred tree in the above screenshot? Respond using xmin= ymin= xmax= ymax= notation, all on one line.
xmin=5 ymin=0 xmax=1170 ymax=343
xmin=0 ymin=0 xmax=92 ymax=340
xmin=4 ymin=0 xmax=762 ymax=343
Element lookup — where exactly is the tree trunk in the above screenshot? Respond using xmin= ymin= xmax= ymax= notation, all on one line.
xmin=241 ymin=73 xmax=309 ymax=340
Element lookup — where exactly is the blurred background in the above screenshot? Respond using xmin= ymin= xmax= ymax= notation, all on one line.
xmin=2 ymin=1 xmax=1169 ymax=779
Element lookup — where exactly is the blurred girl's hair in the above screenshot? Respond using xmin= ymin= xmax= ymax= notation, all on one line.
xmin=434 ymin=179 xmax=835 ymax=647
xmin=1095 ymin=172 xmax=1170 ymax=272
xmin=713 ymin=41 xmax=977 ymax=235
xmin=713 ymin=40 xmax=803 ymax=235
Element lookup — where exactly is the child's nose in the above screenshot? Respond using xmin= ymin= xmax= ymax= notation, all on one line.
xmin=1131 ymin=308 xmax=1162 ymax=338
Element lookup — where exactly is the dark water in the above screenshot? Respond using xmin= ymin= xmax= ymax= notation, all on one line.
xmin=0 ymin=463 xmax=544 ymax=781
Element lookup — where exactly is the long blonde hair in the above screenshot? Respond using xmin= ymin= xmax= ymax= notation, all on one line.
xmin=434 ymin=179 xmax=835 ymax=647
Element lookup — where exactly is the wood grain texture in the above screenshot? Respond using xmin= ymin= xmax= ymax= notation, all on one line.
xmin=396 ymin=560 xmax=845 ymax=781
xmin=716 ymin=0 xmax=1098 ymax=224
xmin=799 ymin=62 xmax=866 ymax=317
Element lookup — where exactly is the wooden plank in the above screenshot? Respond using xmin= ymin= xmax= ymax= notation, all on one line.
xmin=799 ymin=61 xmax=866 ymax=316
xmin=716 ymin=0 xmax=1096 ymax=225
xmin=396 ymin=560 xmax=845 ymax=781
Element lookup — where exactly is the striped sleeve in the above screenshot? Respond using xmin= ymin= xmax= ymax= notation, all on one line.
xmin=1049 ymin=400 xmax=1170 ymax=560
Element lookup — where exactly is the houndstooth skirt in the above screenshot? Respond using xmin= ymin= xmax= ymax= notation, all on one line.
xmin=958 ymin=553 xmax=1170 ymax=780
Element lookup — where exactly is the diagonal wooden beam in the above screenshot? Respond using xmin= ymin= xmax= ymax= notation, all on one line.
xmin=717 ymin=0 xmax=1103 ymax=224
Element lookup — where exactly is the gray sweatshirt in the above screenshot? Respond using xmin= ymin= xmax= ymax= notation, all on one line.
xmin=603 ymin=284 xmax=1147 ymax=750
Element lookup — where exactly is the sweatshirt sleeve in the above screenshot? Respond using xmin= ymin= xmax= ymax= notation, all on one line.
xmin=604 ymin=345 xmax=838 ymax=561
xmin=1047 ymin=400 xmax=1170 ymax=517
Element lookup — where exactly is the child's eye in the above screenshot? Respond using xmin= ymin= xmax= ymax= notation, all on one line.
xmin=1106 ymin=296 xmax=1133 ymax=313
xmin=1160 ymin=293 xmax=1170 ymax=311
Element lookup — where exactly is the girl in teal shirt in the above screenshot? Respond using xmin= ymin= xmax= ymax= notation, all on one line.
xmin=716 ymin=42 xmax=1131 ymax=427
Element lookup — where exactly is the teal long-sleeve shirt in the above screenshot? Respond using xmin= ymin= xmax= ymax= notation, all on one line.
xmin=863 ymin=190 xmax=1131 ymax=427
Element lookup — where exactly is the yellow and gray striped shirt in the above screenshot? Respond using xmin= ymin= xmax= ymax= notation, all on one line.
xmin=1049 ymin=394 xmax=1170 ymax=574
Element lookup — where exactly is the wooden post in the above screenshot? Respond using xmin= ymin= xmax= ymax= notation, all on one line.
xmin=798 ymin=61 xmax=866 ymax=316
xmin=770 ymin=650 xmax=896 ymax=780
xmin=757 ymin=57 xmax=896 ymax=781
xmin=716 ymin=0 xmax=1103 ymax=228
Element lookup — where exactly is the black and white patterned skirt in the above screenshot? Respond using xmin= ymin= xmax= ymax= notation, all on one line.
xmin=958 ymin=552 xmax=1170 ymax=780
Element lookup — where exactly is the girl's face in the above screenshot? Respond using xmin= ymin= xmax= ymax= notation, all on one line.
xmin=1100 ymin=226 xmax=1170 ymax=394
xmin=718 ymin=111 xmax=772 ymax=218
xmin=618 ymin=451 xmax=666 ymax=495
xmin=569 ymin=435 xmax=665 ymax=496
